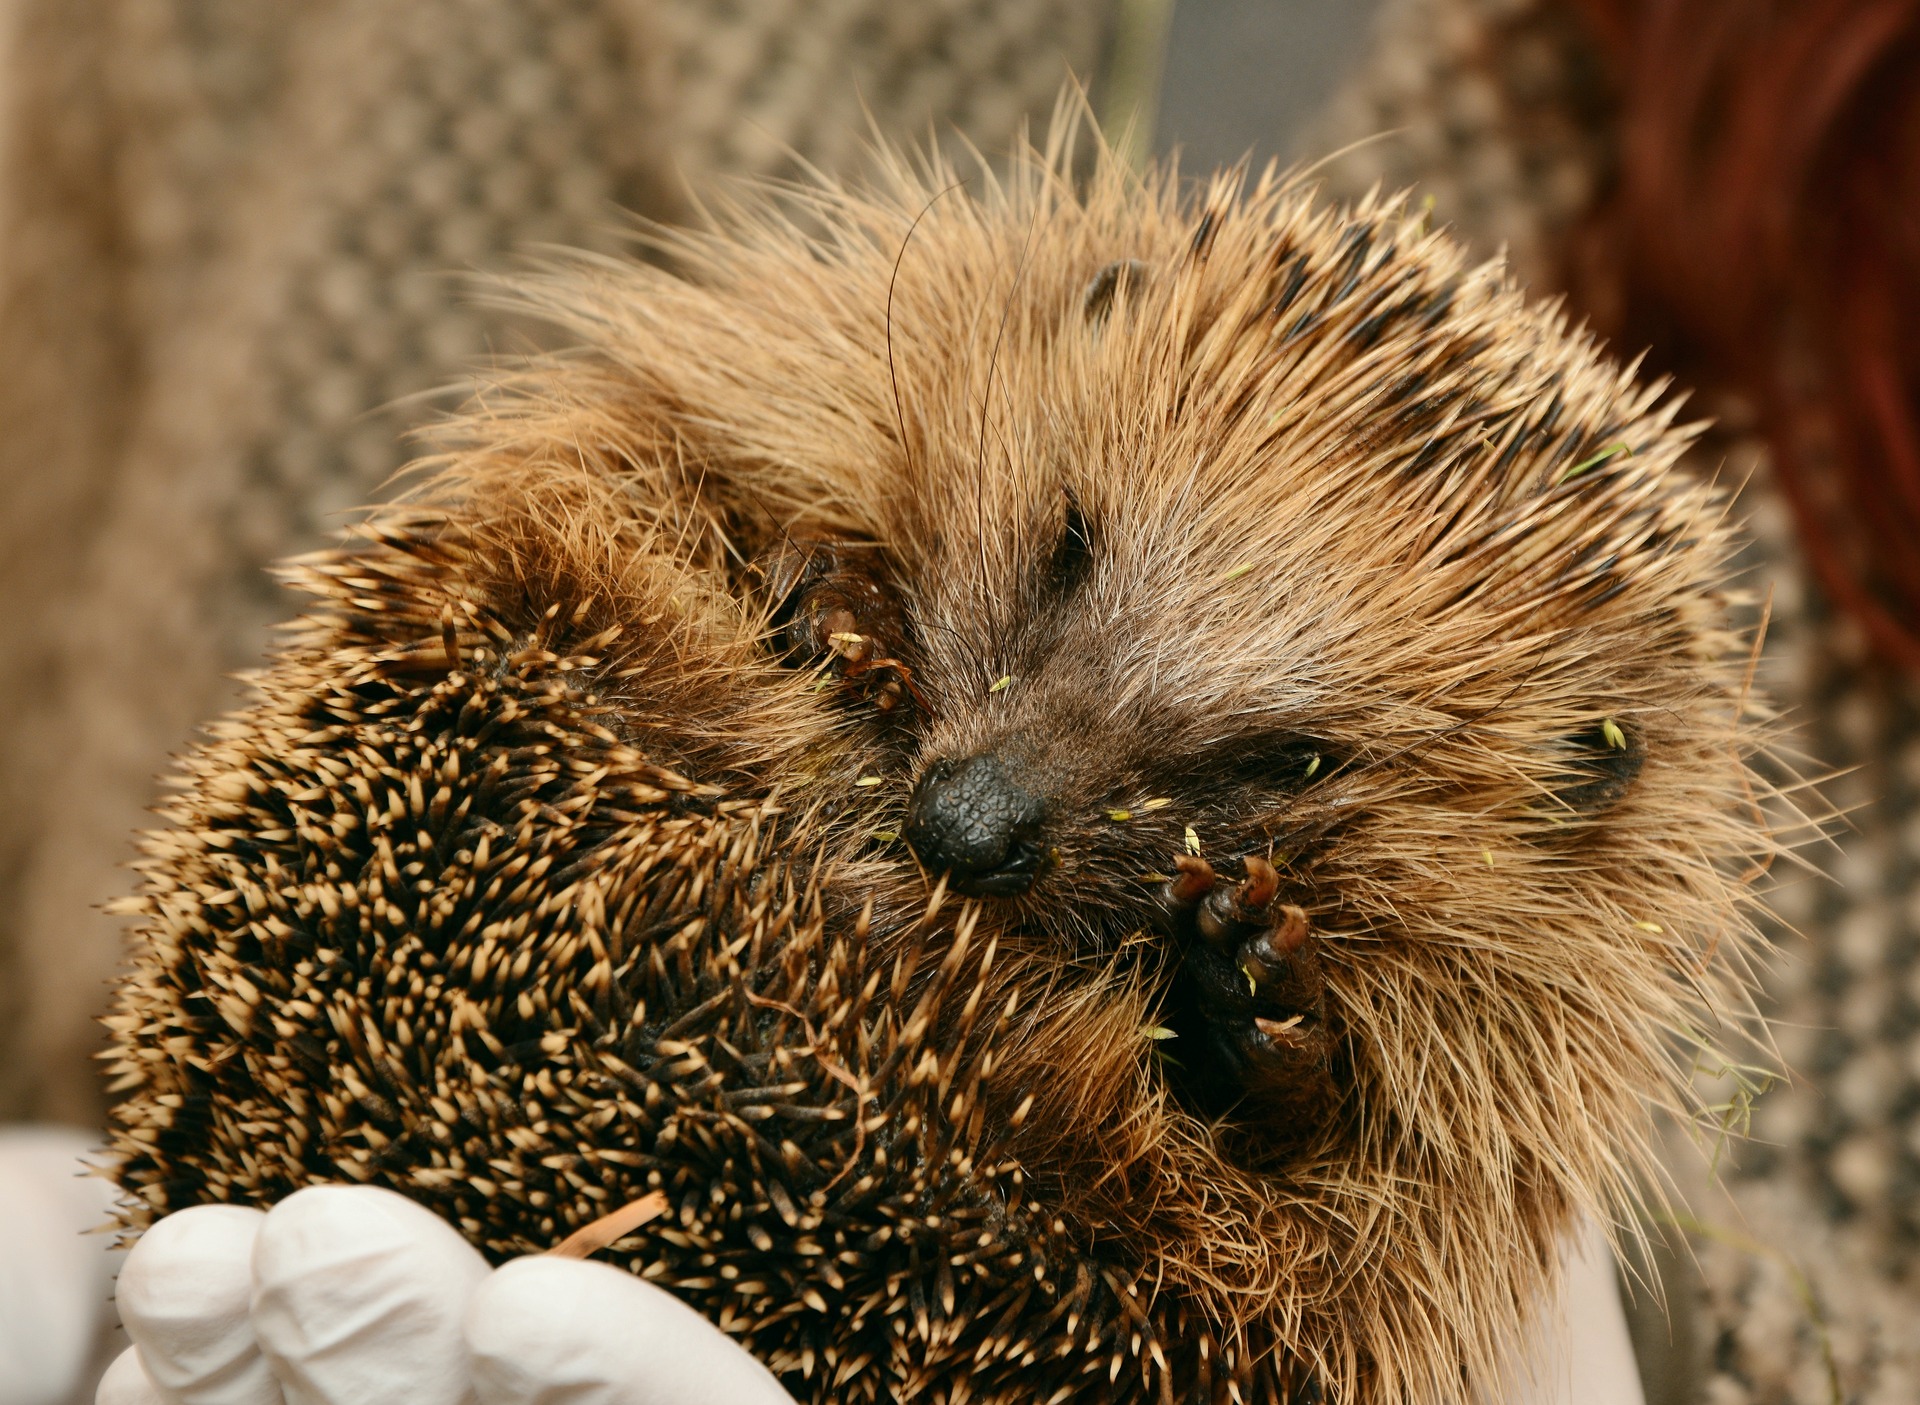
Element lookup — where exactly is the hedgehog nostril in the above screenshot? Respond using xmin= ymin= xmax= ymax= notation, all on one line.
xmin=902 ymin=753 xmax=1047 ymax=897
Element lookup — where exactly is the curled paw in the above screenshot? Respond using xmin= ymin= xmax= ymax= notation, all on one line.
xmin=1157 ymin=854 xmax=1337 ymax=1140
xmin=752 ymin=537 xmax=921 ymax=713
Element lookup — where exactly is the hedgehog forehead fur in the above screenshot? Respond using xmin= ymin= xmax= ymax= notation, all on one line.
xmin=106 ymin=122 xmax=1778 ymax=1405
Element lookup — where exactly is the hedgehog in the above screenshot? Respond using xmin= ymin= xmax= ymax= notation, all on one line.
xmin=101 ymin=118 xmax=1778 ymax=1405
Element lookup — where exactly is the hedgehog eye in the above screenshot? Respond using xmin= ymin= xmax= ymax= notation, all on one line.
xmin=1545 ymin=720 xmax=1643 ymax=818
xmin=1221 ymin=736 xmax=1339 ymax=791
xmin=1164 ymin=734 xmax=1337 ymax=796
xmin=1046 ymin=490 xmax=1095 ymax=594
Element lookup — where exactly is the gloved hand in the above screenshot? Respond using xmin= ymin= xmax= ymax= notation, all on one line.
xmin=95 ymin=1182 xmax=1645 ymax=1405
xmin=96 ymin=1184 xmax=797 ymax=1405
xmin=0 ymin=1127 xmax=123 ymax=1405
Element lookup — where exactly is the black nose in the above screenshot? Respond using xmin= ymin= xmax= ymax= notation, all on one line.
xmin=902 ymin=753 xmax=1047 ymax=897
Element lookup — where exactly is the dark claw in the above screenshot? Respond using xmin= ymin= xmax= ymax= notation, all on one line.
xmin=1270 ymin=903 xmax=1309 ymax=954
xmin=1196 ymin=856 xmax=1277 ymax=948
xmin=1242 ymin=905 xmax=1312 ymax=987
xmin=1239 ymin=854 xmax=1279 ymax=908
xmin=1253 ymin=1013 xmax=1309 ymax=1042
xmin=1166 ymin=854 xmax=1216 ymax=905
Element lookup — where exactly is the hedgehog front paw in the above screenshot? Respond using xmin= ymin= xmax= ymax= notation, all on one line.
xmin=752 ymin=537 xmax=920 ymax=713
xmin=1157 ymin=855 xmax=1337 ymax=1142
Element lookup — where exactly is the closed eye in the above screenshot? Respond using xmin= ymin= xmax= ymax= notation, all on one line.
xmin=1219 ymin=735 xmax=1339 ymax=790
xmin=1158 ymin=734 xmax=1341 ymax=795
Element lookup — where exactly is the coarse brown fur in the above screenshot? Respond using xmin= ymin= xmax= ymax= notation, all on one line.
xmin=104 ymin=116 xmax=1780 ymax=1403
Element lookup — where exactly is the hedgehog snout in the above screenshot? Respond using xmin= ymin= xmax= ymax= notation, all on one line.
xmin=902 ymin=752 xmax=1048 ymax=898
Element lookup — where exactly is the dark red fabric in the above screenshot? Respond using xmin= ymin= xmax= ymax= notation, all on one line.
xmin=1567 ymin=0 xmax=1920 ymax=670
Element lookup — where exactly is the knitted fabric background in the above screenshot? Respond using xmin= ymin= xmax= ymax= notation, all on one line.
xmin=1307 ymin=2 xmax=1920 ymax=1401
xmin=0 ymin=0 xmax=1116 ymax=1125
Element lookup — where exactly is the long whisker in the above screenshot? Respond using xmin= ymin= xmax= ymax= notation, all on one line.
xmin=887 ymin=182 xmax=967 ymax=479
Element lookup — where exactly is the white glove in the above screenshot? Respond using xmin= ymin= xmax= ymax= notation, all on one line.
xmin=0 ymin=1127 xmax=123 ymax=1405
xmin=98 ymin=1184 xmax=796 ymax=1405
xmin=99 ymin=1183 xmax=1645 ymax=1405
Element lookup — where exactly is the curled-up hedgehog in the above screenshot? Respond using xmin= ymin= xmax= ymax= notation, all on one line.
xmin=103 ymin=119 xmax=1779 ymax=1404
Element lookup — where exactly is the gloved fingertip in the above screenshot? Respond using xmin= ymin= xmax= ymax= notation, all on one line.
xmin=250 ymin=1185 xmax=487 ymax=1405
xmin=120 ymin=1204 xmax=266 ymax=1327
xmin=95 ymin=1346 xmax=165 ymax=1405
xmin=467 ymin=1257 xmax=795 ymax=1405
xmin=252 ymin=1185 xmax=489 ymax=1293
xmin=117 ymin=1204 xmax=283 ymax=1405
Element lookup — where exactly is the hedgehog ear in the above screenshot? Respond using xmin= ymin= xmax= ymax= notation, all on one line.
xmin=1082 ymin=260 xmax=1150 ymax=326
xmin=1543 ymin=720 xmax=1643 ymax=819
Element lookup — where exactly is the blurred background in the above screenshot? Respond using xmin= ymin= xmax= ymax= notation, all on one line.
xmin=0 ymin=1 xmax=1914 ymax=1402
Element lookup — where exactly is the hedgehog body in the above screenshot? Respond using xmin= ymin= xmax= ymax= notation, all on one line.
xmin=105 ymin=129 xmax=1774 ymax=1404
